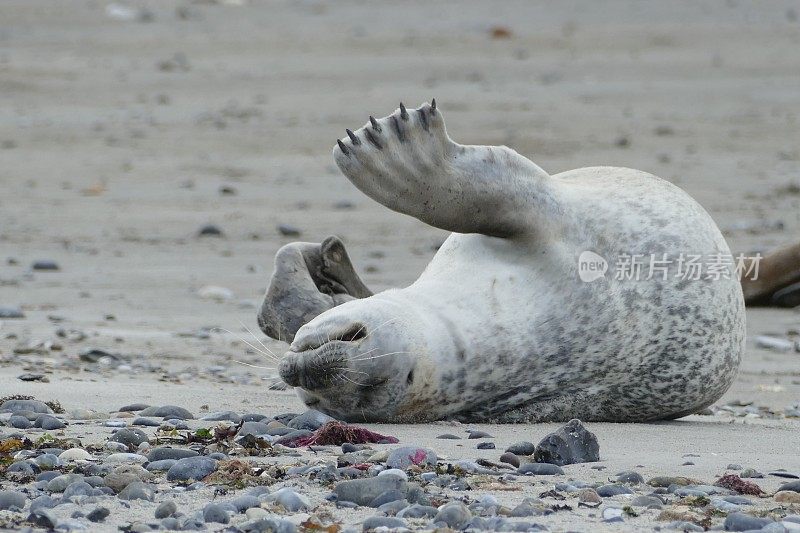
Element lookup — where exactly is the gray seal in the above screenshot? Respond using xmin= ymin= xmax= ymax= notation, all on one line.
xmin=258 ymin=101 xmax=745 ymax=423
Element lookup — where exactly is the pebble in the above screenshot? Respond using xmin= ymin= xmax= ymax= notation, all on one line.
xmin=597 ymin=484 xmax=634 ymax=497
xmin=436 ymin=433 xmax=461 ymax=439
xmin=132 ymin=417 xmax=160 ymax=427
xmin=397 ymin=504 xmax=438 ymax=519
xmin=146 ymin=459 xmax=177 ymax=472
xmin=467 ymin=430 xmax=493 ymax=439
xmin=277 ymin=224 xmax=302 ymax=237
xmin=781 ymin=480 xmax=800 ymax=493
xmin=237 ymin=421 xmax=271 ymax=437
xmin=433 ymin=501 xmax=473 ymax=529
xmin=362 ymin=516 xmax=406 ymax=530
xmin=505 ymin=441 xmax=536 ymax=456
xmin=231 ymin=495 xmax=261 ymax=512
xmin=29 ymin=508 xmax=58 ymax=529
xmin=118 ymin=481 xmax=154 ymax=501
xmin=35 ymin=414 xmax=66 ymax=430
xmin=35 ymin=453 xmax=61 ymax=469
xmin=9 ymin=414 xmax=32 ymax=429
xmin=119 ymin=403 xmax=150 ymax=412
xmin=110 ymin=427 xmax=150 ymax=447
xmin=578 ymin=488 xmax=602 ymax=504
xmin=106 ymin=453 xmax=148 ymax=464
xmin=287 ymin=409 xmax=335 ymax=430
xmin=510 ymin=498 xmax=545 ymax=517
xmin=378 ymin=468 xmax=408 ymax=481
xmin=148 ymin=447 xmax=198 ymax=461
xmin=166 ymin=456 xmax=218 ymax=481
xmin=203 ymin=502 xmax=230 ymax=524
xmin=517 ymin=462 xmax=564 ymax=475
xmin=59 ymin=448 xmax=92 ymax=462
xmin=0 ymin=490 xmax=26 ymax=511
xmin=386 ymin=446 xmax=437 ymax=469
xmin=155 ymin=500 xmax=178 ymax=518
xmin=201 ymin=410 xmax=242 ymax=423
xmin=334 ymin=475 xmax=408 ymax=506
xmin=534 ymin=418 xmax=600 ymax=466
xmin=47 ymin=473 xmax=84 ymax=492
xmin=630 ymin=495 xmax=663 ymax=508
xmin=602 ymin=507 xmax=624 ymax=523
xmin=754 ymin=335 xmax=794 ymax=352
xmin=776 ymin=491 xmax=800 ymax=504
xmin=499 ymin=452 xmax=521 ymax=468
xmin=198 ymin=224 xmax=224 ymax=237
xmin=724 ymin=512 xmax=773 ymax=531
xmin=138 ymin=405 xmax=194 ymax=419
xmin=615 ymin=470 xmax=645 ymax=484
xmin=269 ymin=487 xmax=310 ymax=512
xmin=32 ymin=259 xmax=60 ymax=271
xmin=477 ymin=442 xmax=495 ymax=449
xmin=86 ymin=507 xmax=110 ymax=522
xmin=0 ymin=399 xmax=53 ymax=414
xmin=0 ymin=306 xmax=25 ymax=318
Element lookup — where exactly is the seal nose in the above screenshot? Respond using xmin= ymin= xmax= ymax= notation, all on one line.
xmin=278 ymin=355 xmax=301 ymax=387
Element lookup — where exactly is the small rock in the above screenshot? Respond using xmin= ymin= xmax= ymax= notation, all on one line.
xmin=287 ymin=409 xmax=335 ymax=430
xmin=723 ymin=512 xmax=773 ymax=531
xmin=603 ymin=507 xmax=624 ymax=522
xmin=776 ymin=491 xmax=800 ymax=504
xmin=517 ymin=463 xmax=564 ymax=476
xmin=9 ymin=414 xmax=32 ymax=429
xmin=269 ymin=488 xmax=310 ymax=512
xmin=197 ymin=285 xmax=234 ymax=300
xmin=477 ymin=442 xmax=495 ymax=449
xmin=386 ymin=446 xmax=437 ymax=469
xmin=147 ymin=447 xmax=198 ymax=461
xmin=754 ymin=335 xmax=794 ymax=352
xmin=362 ymin=516 xmax=406 ymax=531
xmin=110 ymin=428 xmax=150 ymax=447
xmin=35 ymin=414 xmax=66 ymax=430
xmin=0 ymin=399 xmax=53 ymax=414
xmin=59 ymin=448 xmax=91 ymax=462
xmin=334 ymin=475 xmax=407 ymax=506
xmin=32 ymin=260 xmax=60 ymax=271
xmin=436 ymin=434 xmax=460 ymax=439
xmin=467 ymin=430 xmax=493 ymax=439
xmin=780 ymin=480 xmax=800 ymax=493
xmin=203 ymin=503 xmax=230 ymax=524
xmin=615 ymin=470 xmax=645 ymax=484
xmin=433 ymin=501 xmax=472 ymax=529
xmin=166 ymin=456 xmax=217 ymax=482
xmin=596 ymin=484 xmax=634 ymax=497
xmin=118 ymin=481 xmax=154 ymax=501
xmin=277 ymin=224 xmax=301 ymax=237
xmin=198 ymin=224 xmax=224 ymax=237
xmin=505 ymin=441 xmax=536 ymax=456
xmin=533 ymin=419 xmax=600 ymax=466
xmin=578 ymin=488 xmax=602 ymax=505
xmin=0 ymin=306 xmax=25 ymax=318
xmin=138 ymin=405 xmax=194 ymax=419
xmin=0 ymin=490 xmax=26 ymax=511
xmin=86 ymin=507 xmax=110 ymax=522
xmin=155 ymin=500 xmax=178 ymax=519
xmin=500 ymin=452 xmax=521 ymax=468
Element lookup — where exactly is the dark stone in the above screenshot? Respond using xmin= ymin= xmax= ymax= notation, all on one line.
xmin=433 ymin=501 xmax=472 ymax=529
xmin=368 ymin=489 xmax=406 ymax=508
xmin=198 ymin=224 xmax=224 ymax=237
xmin=334 ymin=476 xmax=408 ymax=506
xmin=0 ymin=399 xmax=53 ymax=414
xmin=155 ymin=500 xmax=177 ymax=519
xmin=723 ymin=512 xmax=773 ymax=531
xmin=138 ymin=405 xmax=194 ymax=419
xmin=203 ymin=503 xmax=230 ymax=524
xmin=32 ymin=260 xmax=60 ymax=271
xmin=362 ymin=516 xmax=406 ymax=530
xmin=596 ymin=484 xmax=634 ymax=497
xmin=166 ymin=456 xmax=217 ymax=481
xmin=118 ymin=403 xmax=150 ymax=412
xmin=287 ymin=409 xmax=335 ymax=431
xmin=0 ymin=306 xmax=25 ymax=318
xmin=110 ymin=428 xmax=150 ymax=447
xmin=277 ymin=224 xmax=301 ymax=237
xmin=477 ymin=442 xmax=495 ymax=450
xmin=147 ymin=447 xmax=198 ymax=461
xmin=35 ymin=414 xmax=66 ymax=430
xmin=86 ymin=507 xmax=110 ymax=522
xmin=505 ymin=441 xmax=536 ymax=456
xmin=500 ymin=452 xmax=521 ymax=468
xmin=0 ymin=490 xmax=26 ymax=511
xmin=533 ymin=419 xmax=600 ymax=466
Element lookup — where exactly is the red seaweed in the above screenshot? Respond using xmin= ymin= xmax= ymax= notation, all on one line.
xmin=715 ymin=473 xmax=763 ymax=495
xmin=285 ymin=421 xmax=399 ymax=447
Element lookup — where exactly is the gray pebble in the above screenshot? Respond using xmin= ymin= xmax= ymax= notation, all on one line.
xmin=369 ymin=489 xmax=405 ymax=508
xmin=517 ymin=463 xmax=564 ymax=476
xmin=615 ymin=470 xmax=645 ymax=484
xmin=505 ymin=441 xmax=536 ymax=456
xmin=230 ymin=495 xmax=260 ymax=512
xmin=138 ymin=405 xmax=194 ymax=419
xmin=0 ymin=490 xmax=26 ymax=511
xmin=147 ymin=447 xmax=198 ymax=461
xmin=47 ymin=473 xmax=84 ymax=492
xmin=0 ymin=306 xmax=25 ymax=318
xmin=201 ymin=411 xmax=242 ymax=423
xmin=723 ymin=512 xmax=773 ymax=531
xmin=86 ymin=507 xmax=110 ymax=522
xmin=270 ymin=487 xmax=310 ymax=512
xmin=203 ymin=502 xmax=230 ymax=524
xmin=397 ymin=503 xmax=438 ymax=519
xmin=166 ymin=456 xmax=217 ymax=482
xmin=118 ymin=481 xmax=154 ymax=501
xmin=35 ymin=414 xmax=65 ymax=430
xmin=29 ymin=495 xmax=58 ymax=513
xmin=35 ymin=453 xmax=60 ymax=469
xmin=436 ymin=434 xmax=460 ymax=439
xmin=118 ymin=403 xmax=150 ymax=412
xmin=362 ymin=516 xmax=406 ymax=531
xmin=62 ymin=481 xmax=96 ymax=499
xmin=433 ymin=501 xmax=472 ymax=529
xmin=334 ymin=475 xmax=407 ymax=506
xmin=477 ymin=442 xmax=495 ymax=449
xmin=287 ymin=409 xmax=335 ymax=430
xmin=32 ymin=259 xmax=59 ymax=271
xmin=146 ymin=459 xmax=177 ymax=472
xmin=237 ymin=421 xmax=271 ymax=437
xmin=277 ymin=224 xmax=302 ymax=237
xmin=386 ymin=446 xmax=437 ymax=469
xmin=110 ymin=427 xmax=150 ymax=447
xmin=9 ymin=414 xmax=32 ymax=429
xmin=596 ymin=484 xmax=634 ymax=497
xmin=155 ymin=500 xmax=178 ymax=519
xmin=132 ymin=417 xmax=160 ymax=427
xmin=0 ymin=399 xmax=53 ymax=414
xmin=630 ymin=495 xmax=663 ymax=508
xmin=29 ymin=508 xmax=59 ymax=529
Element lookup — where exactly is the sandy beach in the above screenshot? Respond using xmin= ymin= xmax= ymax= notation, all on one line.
xmin=1 ymin=1 xmax=800 ymax=531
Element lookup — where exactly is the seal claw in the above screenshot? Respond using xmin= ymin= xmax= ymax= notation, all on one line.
xmin=365 ymin=129 xmax=383 ymax=150
xmin=369 ymin=116 xmax=382 ymax=132
xmin=431 ymin=98 xmax=437 ymax=112
xmin=399 ymin=102 xmax=409 ymax=120
xmin=346 ymin=129 xmax=361 ymax=145
xmin=337 ymin=139 xmax=350 ymax=156
xmin=417 ymin=108 xmax=429 ymax=131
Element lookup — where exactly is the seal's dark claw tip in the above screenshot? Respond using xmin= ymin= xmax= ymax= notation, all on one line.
xmin=337 ymin=139 xmax=350 ymax=156
xmin=369 ymin=116 xmax=381 ymax=132
xmin=400 ymin=102 xmax=408 ymax=120
xmin=346 ymin=129 xmax=360 ymax=145
xmin=431 ymin=98 xmax=437 ymax=111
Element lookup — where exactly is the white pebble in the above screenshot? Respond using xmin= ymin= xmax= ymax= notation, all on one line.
xmin=377 ymin=468 xmax=408 ymax=481
xmin=58 ymin=448 xmax=92 ymax=462
xmin=754 ymin=335 xmax=794 ymax=352
xmin=106 ymin=453 xmax=148 ymax=464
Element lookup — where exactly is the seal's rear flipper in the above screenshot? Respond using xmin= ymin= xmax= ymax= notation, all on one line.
xmin=741 ymin=241 xmax=800 ymax=307
xmin=332 ymin=101 xmax=553 ymax=239
xmin=258 ymin=236 xmax=372 ymax=342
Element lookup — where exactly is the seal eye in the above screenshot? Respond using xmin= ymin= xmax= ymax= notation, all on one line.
xmin=406 ymin=370 xmax=414 ymax=385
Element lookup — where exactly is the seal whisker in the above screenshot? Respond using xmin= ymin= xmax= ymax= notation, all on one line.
xmin=211 ymin=327 xmax=280 ymax=363
xmin=351 ymin=350 xmax=411 ymax=362
xmin=238 ymin=319 xmax=280 ymax=359
xmin=232 ymin=360 xmax=275 ymax=370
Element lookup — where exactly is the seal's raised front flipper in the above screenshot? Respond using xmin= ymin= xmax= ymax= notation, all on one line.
xmin=333 ymin=101 xmax=553 ymax=238
xmin=258 ymin=236 xmax=372 ymax=343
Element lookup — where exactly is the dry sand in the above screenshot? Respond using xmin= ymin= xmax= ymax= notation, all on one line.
xmin=1 ymin=1 xmax=800 ymax=531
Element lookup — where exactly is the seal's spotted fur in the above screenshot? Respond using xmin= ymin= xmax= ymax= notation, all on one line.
xmin=259 ymin=102 xmax=744 ymax=423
